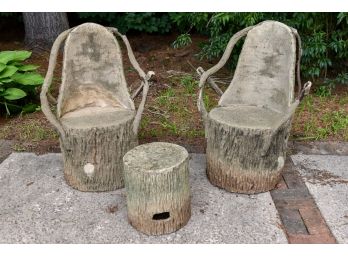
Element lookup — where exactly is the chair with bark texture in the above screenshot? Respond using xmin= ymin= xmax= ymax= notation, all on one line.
xmin=197 ymin=20 xmax=312 ymax=194
xmin=40 ymin=23 xmax=153 ymax=192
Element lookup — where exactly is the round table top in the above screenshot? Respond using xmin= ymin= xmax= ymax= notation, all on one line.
xmin=123 ymin=142 xmax=188 ymax=173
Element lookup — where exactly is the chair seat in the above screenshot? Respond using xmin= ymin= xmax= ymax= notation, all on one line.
xmin=208 ymin=105 xmax=285 ymax=130
xmin=61 ymin=106 xmax=135 ymax=129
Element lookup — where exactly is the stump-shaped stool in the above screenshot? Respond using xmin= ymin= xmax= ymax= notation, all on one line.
xmin=123 ymin=142 xmax=191 ymax=235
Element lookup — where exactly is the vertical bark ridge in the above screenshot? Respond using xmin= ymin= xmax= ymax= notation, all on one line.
xmin=62 ymin=116 xmax=137 ymax=192
xmin=206 ymin=116 xmax=292 ymax=194
xmin=124 ymin=143 xmax=191 ymax=235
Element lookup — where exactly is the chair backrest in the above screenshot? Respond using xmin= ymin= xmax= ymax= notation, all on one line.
xmin=57 ymin=23 xmax=134 ymax=117
xmin=218 ymin=21 xmax=297 ymax=113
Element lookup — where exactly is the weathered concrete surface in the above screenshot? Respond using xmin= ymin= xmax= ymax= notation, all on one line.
xmin=0 ymin=153 xmax=286 ymax=243
xmin=290 ymin=141 xmax=348 ymax=156
xmin=292 ymin=154 xmax=348 ymax=243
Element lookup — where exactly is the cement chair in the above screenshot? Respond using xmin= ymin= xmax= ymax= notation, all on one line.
xmin=41 ymin=23 xmax=153 ymax=192
xmin=197 ymin=20 xmax=311 ymax=194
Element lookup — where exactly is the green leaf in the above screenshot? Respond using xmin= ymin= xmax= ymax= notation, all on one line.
xmin=0 ymin=78 xmax=13 ymax=83
xmin=22 ymin=103 xmax=39 ymax=114
xmin=0 ymin=51 xmax=31 ymax=64
xmin=11 ymin=72 xmax=44 ymax=85
xmin=3 ymin=87 xmax=27 ymax=100
xmin=0 ymin=65 xmax=18 ymax=79
xmin=17 ymin=64 xmax=40 ymax=71
xmin=0 ymin=63 xmax=6 ymax=73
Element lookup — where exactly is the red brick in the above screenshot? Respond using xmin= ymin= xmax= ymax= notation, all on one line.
xmin=271 ymin=188 xmax=314 ymax=209
xmin=275 ymin=176 xmax=288 ymax=190
xmin=299 ymin=207 xmax=332 ymax=235
xmin=271 ymin=159 xmax=337 ymax=244
xmin=288 ymin=233 xmax=336 ymax=244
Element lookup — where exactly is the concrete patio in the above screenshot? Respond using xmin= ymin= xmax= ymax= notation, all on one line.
xmin=0 ymin=142 xmax=347 ymax=243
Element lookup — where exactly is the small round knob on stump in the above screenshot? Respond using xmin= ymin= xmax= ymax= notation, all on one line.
xmin=123 ymin=142 xmax=191 ymax=235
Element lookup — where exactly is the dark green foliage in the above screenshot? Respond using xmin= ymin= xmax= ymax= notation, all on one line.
xmin=172 ymin=33 xmax=192 ymax=48
xmin=1 ymin=12 xmax=346 ymax=93
xmin=76 ymin=13 xmax=172 ymax=34
xmin=0 ymin=12 xmax=21 ymax=20
xmin=171 ymin=12 xmax=348 ymax=88
xmin=0 ymin=51 xmax=43 ymax=116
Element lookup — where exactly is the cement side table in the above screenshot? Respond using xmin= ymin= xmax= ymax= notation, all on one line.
xmin=123 ymin=142 xmax=191 ymax=235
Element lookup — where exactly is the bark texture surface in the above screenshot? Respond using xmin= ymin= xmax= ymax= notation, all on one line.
xmin=57 ymin=23 xmax=134 ymax=117
xmin=123 ymin=142 xmax=191 ymax=235
xmin=56 ymin=24 xmax=136 ymax=191
xmin=40 ymin=23 xmax=151 ymax=192
xmin=197 ymin=21 xmax=301 ymax=194
xmin=219 ymin=21 xmax=296 ymax=112
xmin=23 ymin=12 xmax=69 ymax=50
xmin=206 ymin=108 xmax=292 ymax=194
xmin=61 ymin=109 xmax=137 ymax=191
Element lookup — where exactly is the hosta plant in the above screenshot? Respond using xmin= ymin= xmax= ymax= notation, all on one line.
xmin=0 ymin=50 xmax=43 ymax=115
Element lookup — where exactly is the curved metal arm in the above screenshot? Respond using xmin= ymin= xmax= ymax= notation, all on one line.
xmin=40 ymin=28 xmax=73 ymax=141
xmin=197 ymin=25 xmax=255 ymax=120
xmin=108 ymin=27 xmax=154 ymax=134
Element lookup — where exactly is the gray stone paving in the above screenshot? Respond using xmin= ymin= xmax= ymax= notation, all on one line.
xmin=0 ymin=153 xmax=286 ymax=243
xmin=292 ymin=154 xmax=348 ymax=243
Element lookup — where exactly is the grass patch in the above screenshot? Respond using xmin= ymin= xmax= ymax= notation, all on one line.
xmin=203 ymin=93 xmax=217 ymax=112
xmin=183 ymin=129 xmax=205 ymax=138
xmin=293 ymin=94 xmax=348 ymax=141
xmin=12 ymin=143 xmax=28 ymax=152
xmin=19 ymin=121 xmax=58 ymax=141
xmin=0 ymin=125 xmax=11 ymax=140
xmin=160 ymin=120 xmax=178 ymax=135
xmin=139 ymin=73 xmax=221 ymax=140
xmin=314 ymin=84 xmax=332 ymax=97
xmin=180 ymin=75 xmax=198 ymax=95
xmin=156 ymin=87 xmax=175 ymax=106
xmin=0 ymin=118 xmax=58 ymax=142
xmin=323 ymin=110 xmax=348 ymax=139
xmin=338 ymin=95 xmax=348 ymax=106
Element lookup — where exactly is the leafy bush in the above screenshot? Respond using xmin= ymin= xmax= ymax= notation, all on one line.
xmin=0 ymin=51 xmax=43 ymax=115
xmin=172 ymin=33 xmax=192 ymax=49
xmin=171 ymin=12 xmax=348 ymax=88
xmin=76 ymin=12 xmax=172 ymax=34
xmin=0 ymin=12 xmax=21 ymax=20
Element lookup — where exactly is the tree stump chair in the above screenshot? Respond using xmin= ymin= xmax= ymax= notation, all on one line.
xmin=40 ymin=23 xmax=153 ymax=192
xmin=123 ymin=142 xmax=191 ymax=235
xmin=196 ymin=20 xmax=312 ymax=194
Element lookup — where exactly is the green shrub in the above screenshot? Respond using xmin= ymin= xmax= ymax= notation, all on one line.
xmin=172 ymin=33 xmax=192 ymax=49
xmin=171 ymin=12 xmax=348 ymax=87
xmin=76 ymin=12 xmax=172 ymax=34
xmin=0 ymin=50 xmax=43 ymax=115
xmin=0 ymin=12 xmax=21 ymax=20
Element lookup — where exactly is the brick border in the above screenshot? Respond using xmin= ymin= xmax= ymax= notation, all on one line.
xmin=271 ymin=159 xmax=337 ymax=244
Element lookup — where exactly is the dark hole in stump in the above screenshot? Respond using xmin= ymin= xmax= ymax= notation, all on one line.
xmin=152 ymin=212 xmax=170 ymax=220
